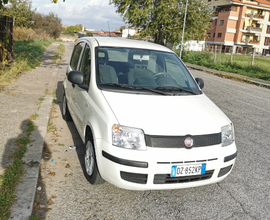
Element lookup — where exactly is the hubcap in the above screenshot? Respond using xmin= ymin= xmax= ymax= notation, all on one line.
xmin=85 ymin=141 xmax=95 ymax=176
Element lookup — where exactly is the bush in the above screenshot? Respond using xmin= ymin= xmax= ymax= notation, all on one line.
xmin=32 ymin=12 xmax=62 ymax=39
xmin=13 ymin=27 xmax=38 ymax=41
xmin=33 ymin=28 xmax=50 ymax=41
xmin=64 ymin=26 xmax=81 ymax=35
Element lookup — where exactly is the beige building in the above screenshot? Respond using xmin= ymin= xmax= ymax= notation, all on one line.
xmin=204 ymin=0 xmax=270 ymax=55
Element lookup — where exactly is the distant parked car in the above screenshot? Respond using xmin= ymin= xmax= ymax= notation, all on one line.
xmin=255 ymin=52 xmax=262 ymax=56
xmin=62 ymin=37 xmax=237 ymax=190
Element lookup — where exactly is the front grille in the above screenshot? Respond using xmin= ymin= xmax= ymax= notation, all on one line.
xmin=145 ymin=133 xmax=221 ymax=148
xmin=154 ymin=170 xmax=214 ymax=184
xmin=157 ymin=158 xmax=217 ymax=165
xmin=120 ymin=171 xmax=148 ymax=184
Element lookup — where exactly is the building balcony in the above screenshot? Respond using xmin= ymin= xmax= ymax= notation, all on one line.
xmin=212 ymin=11 xmax=219 ymax=17
xmin=244 ymin=13 xmax=264 ymax=20
xmin=246 ymin=26 xmax=262 ymax=33
xmin=241 ymin=39 xmax=260 ymax=45
xmin=253 ymin=14 xmax=264 ymax=19
xmin=212 ymin=7 xmax=237 ymax=18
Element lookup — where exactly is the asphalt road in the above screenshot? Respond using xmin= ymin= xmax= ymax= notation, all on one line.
xmin=33 ymin=43 xmax=270 ymax=220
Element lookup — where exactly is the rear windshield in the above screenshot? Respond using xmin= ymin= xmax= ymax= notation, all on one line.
xmin=95 ymin=47 xmax=201 ymax=95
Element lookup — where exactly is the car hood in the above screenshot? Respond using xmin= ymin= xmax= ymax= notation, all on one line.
xmin=102 ymin=91 xmax=230 ymax=136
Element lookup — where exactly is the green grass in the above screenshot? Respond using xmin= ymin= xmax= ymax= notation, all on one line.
xmin=25 ymin=122 xmax=35 ymax=133
xmin=0 ymin=121 xmax=34 ymax=219
xmin=0 ymin=39 xmax=55 ymax=85
xmin=54 ymin=43 xmax=65 ymax=63
xmin=29 ymin=215 xmax=39 ymax=220
xmin=29 ymin=114 xmax=39 ymax=120
xmin=177 ymin=50 xmax=270 ymax=81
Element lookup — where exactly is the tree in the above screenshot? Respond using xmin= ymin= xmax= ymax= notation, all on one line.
xmin=1 ymin=0 xmax=34 ymax=28
xmin=44 ymin=13 xmax=62 ymax=38
xmin=0 ymin=0 xmax=8 ymax=9
xmin=64 ymin=25 xmax=81 ymax=35
xmin=75 ymin=24 xmax=83 ymax=31
xmin=110 ymin=0 xmax=212 ymax=45
xmin=31 ymin=12 xmax=62 ymax=39
xmin=0 ymin=0 xmax=66 ymax=9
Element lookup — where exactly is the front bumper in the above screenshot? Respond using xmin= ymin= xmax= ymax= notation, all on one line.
xmin=96 ymin=139 xmax=237 ymax=190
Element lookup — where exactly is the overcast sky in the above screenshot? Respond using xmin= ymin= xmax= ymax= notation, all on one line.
xmin=31 ymin=0 xmax=127 ymax=31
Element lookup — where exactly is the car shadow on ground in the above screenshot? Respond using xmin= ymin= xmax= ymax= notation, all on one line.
xmin=55 ymin=81 xmax=87 ymax=181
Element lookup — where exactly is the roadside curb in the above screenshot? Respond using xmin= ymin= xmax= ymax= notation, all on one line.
xmin=9 ymin=95 xmax=53 ymax=220
xmin=185 ymin=62 xmax=270 ymax=89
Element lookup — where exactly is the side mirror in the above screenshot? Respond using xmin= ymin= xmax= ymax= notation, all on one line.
xmin=68 ymin=71 xmax=84 ymax=86
xmin=195 ymin=77 xmax=204 ymax=89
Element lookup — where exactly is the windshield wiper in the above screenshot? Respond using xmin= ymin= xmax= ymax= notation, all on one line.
xmin=100 ymin=83 xmax=135 ymax=89
xmin=154 ymin=86 xmax=199 ymax=95
xmin=135 ymin=87 xmax=168 ymax=95
xmin=100 ymin=83 xmax=169 ymax=95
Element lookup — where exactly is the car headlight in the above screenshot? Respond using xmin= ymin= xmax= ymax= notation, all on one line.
xmin=112 ymin=124 xmax=146 ymax=150
xmin=221 ymin=124 xmax=234 ymax=147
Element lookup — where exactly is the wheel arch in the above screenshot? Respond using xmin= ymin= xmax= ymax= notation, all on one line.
xmin=84 ymin=124 xmax=105 ymax=183
xmin=85 ymin=125 xmax=94 ymax=143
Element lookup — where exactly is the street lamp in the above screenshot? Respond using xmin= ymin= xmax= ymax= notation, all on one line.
xmin=180 ymin=0 xmax=188 ymax=59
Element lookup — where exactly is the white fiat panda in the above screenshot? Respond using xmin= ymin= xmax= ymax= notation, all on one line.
xmin=62 ymin=37 xmax=237 ymax=190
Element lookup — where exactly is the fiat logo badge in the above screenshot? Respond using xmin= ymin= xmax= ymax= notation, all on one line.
xmin=184 ymin=137 xmax=193 ymax=148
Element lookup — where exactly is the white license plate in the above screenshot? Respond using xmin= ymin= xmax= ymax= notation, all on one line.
xmin=171 ymin=163 xmax=206 ymax=177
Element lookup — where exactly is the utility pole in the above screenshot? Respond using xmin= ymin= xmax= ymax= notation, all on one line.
xmin=180 ymin=0 xmax=188 ymax=59
xmin=107 ymin=21 xmax=111 ymax=37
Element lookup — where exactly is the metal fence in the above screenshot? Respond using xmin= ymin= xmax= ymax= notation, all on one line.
xmin=0 ymin=15 xmax=14 ymax=66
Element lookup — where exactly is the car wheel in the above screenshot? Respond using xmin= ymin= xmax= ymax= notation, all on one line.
xmin=62 ymin=92 xmax=72 ymax=121
xmin=83 ymin=134 xmax=105 ymax=185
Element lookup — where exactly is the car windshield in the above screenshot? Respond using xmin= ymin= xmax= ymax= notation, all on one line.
xmin=95 ymin=47 xmax=201 ymax=95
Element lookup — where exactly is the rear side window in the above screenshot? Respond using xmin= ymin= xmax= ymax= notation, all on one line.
xmin=70 ymin=43 xmax=84 ymax=70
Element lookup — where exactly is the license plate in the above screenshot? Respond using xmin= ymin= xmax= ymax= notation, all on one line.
xmin=171 ymin=163 xmax=206 ymax=177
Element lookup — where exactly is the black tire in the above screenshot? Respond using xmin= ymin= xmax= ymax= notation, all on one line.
xmin=83 ymin=133 xmax=105 ymax=185
xmin=62 ymin=92 xmax=72 ymax=121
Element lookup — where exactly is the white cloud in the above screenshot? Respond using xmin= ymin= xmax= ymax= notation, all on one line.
xmin=32 ymin=0 xmax=126 ymax=31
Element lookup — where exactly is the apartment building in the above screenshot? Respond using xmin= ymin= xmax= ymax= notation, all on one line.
xmin=204 ymin=0 xmax=270 ymax=55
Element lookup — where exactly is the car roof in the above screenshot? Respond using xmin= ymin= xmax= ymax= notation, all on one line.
xmin=81 ymin=36 xmax=172 ymax=53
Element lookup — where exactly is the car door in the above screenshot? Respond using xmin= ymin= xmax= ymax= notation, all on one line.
xmin=66 ymin=41 xmax=85 ymax=129
xmin=72 ymin=43 xmax=92 ymax=138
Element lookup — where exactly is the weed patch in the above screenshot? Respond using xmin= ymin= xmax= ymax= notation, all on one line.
xmin=29 ymin=114 xmax=39 ymax=120
xmin=0 ymin=121 xmax=35 ymax=219
xmin=54 ymin=43 xmax=65 ymax=63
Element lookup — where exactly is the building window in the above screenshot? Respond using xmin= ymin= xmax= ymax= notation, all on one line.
xmin=220 ymin=20 xmax=224 ymax=25
xmin=215 ymin=20 xmax=217 ymax=25
xmin=264 ymin=37 xmax=270 ymax=46
xmin=217 ymin=33 xmax=222 ymax=38
xmin=213 ymin=33 xmax=215 ymax=38
xmin=208 ymin=0 xmax=211 ymax=2
xmin=207 ymin=33 xmax=211 ymax=38
xmin=267 ymin=25 xmax=270 ymax=34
